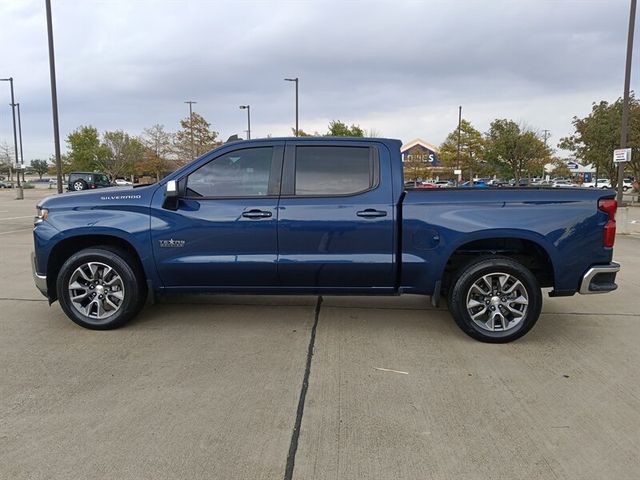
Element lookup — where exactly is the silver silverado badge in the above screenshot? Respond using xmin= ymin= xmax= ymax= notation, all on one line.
xmin=159 ymin=239 xmax=186 ymax=248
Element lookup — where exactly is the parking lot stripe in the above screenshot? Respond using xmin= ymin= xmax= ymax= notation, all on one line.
xmin=0 ymin=216 xmax=34 ymax=221
xmin=0 ymin=228 xmax=32 ymax=236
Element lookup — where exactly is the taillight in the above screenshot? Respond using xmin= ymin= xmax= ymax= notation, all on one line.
xmin=598 ymin=198 xmax=617 ymax=248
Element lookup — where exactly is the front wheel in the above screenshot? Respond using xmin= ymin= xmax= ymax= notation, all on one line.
xmin=448 ymin=257 xmax=542 ymax=343
xmin=56 ymin=247 xmax=146 ymax=330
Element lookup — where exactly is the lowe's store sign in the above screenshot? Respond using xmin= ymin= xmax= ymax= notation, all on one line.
xmin=401 ymin=139 xmax=441 ymax=166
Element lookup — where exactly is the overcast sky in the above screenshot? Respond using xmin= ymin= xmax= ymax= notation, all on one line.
xmin=0 ymin=0 xmax=638 ymax=162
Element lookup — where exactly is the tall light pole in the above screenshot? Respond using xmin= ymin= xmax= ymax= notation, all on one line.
xmin=239 ymin=105 xmax=251 ymax=139
xmin=542 ymin=129 xmax=550 ymax=179
xmin=456 ymin=105 xmax=462 ymax=185
xmin=46 ymin=0 xmax=63 ymax=194
xmin=284 ymin=77 xmax=299 ymax=136
xmin=0 ymin=77 xmax=22 ymax=197
xmin=16 ymin=102 xmax=25 ymax=183
xmin=185 ymin=100 xmax=197 ymax=159
xmin=617 ymin=0 xmax=636 ymax=204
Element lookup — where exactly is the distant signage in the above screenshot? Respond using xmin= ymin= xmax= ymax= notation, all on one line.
xmin=613 ymin=148 xmax=631 ymax=163
xmin=454 ymin=169 xmax=462 ymax=175
xmin=566 ymin=161 xmax=579 ymax=170
xmin=403 ymin=144 xmax=441 ymax=166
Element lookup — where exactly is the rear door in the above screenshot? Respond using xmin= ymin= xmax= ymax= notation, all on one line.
xmin=277 ymin=141 xmax=396 ymax=290
xmin=151 ymin=144 xmax=283 ymax=288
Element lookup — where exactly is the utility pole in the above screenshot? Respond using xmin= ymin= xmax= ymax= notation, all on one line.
xmin=185 ymin=100 xmax=197 ymax=159
xmin=542 ymin=129 xmax=550 ymax=180
xmin=0 ymin=77 xmax=22 ymax=198
xmin=16 ymin=103 xmax=25 ymax=182
xmin=46 ymin=0 xmax=63 ymax=194
xmin=456 ymin=106 xmax=462 ymax=185
xmin=284 ymin=78 xmax=299 ymax=136
xmin=617 ymin=0 xmax=636 ymax=204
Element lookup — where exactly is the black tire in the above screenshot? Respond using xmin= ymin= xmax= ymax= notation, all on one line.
xmin=448 ymin=256 xmax=542 ymax=343
xmin=56 ymin=247 xmax=147 ymax=330
xmin=72 ymin=179 xmax=87 ymax=191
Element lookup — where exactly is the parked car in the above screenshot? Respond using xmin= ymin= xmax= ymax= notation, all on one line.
xmin=67 ymin=172 xmax=112 ymax=191
xmin=583 ymin=178 xmax=612 ymax=189
xmin=510 ymin=179 xmax=530 ymax=187
xmin=0 ymin=180 xmax=14 ymax=188
xmin=552 ymin=180 xmax=579 ymax=188
xmin=486 ymin=179 xmax=506 ymax=187
xmin=33 ymin=137 xmax=620 ymax=343
xmin=114 ymin=178 xmax=133 ymax=187
xmin=434 ymin=180 xmax=454 ymax=188
xmin=460 ymin=180 xmax=488 ymax=188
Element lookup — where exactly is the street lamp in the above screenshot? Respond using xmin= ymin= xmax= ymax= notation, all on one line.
xmin=16 ymin=102 xmax=24 ymax=182
xmin=0 ymin=77 xmax=23 ymax=198
xmin=617 ymin=0 xmax=636 ymax=204
xmin=284 ymin=77 xmax=299 ymax=136
xmin=239 ymin=105 xmax=251 ymax=139
xmin=185 ymin=100 xmax=197 ymax=159
xmin=46 ymin=0 xmax=63 ymax=194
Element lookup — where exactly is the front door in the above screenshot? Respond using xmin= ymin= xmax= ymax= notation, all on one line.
xmin=151 ymin=144 xmax=283 ymax=288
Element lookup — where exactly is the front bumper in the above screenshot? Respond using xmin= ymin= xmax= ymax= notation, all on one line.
xmin=31 ymin=252 xmax=48 ymax=297
xmin=579 ymin=262 xmax=620 ymax=294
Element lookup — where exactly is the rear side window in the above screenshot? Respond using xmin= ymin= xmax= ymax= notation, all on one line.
xmin=294 ymin=146 xmax=375 ymax=195
xmin=70 ymin=173 xmax=91 ymax=182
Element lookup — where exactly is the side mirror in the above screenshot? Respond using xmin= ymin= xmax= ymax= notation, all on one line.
xmin=163 ymin=180 xmax=180 ymax=210
xmin=165 ymin=180 xmax=178 ymax=198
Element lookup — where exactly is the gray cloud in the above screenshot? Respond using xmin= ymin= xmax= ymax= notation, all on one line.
xmin=0 ymin=0 xmax=636 ymax=161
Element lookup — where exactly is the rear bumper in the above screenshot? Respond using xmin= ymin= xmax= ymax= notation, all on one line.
xmin=31 ymin=252 xmax=48 ymax=297
xmin=579 ymin=262 xmax=620 ymax=294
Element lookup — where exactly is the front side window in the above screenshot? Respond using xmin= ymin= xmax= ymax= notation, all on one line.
xmin=187 ymin=147 xmax=273 ymax=197
xmin=295 ymin=146 xmax=374 ymax=196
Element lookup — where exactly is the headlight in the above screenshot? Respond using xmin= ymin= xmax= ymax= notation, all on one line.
xmin=34 ymin=207 xmax=48 ymax=225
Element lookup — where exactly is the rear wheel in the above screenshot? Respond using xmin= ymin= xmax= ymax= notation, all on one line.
xmin=56 ymin=247 xmax=146 ymax=330
xmin=448 ymin=256 xmax=542 ymax=343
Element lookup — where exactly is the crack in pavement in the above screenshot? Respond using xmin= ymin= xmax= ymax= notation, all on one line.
xmin=284 ymin=295 xmax=322 ymax=480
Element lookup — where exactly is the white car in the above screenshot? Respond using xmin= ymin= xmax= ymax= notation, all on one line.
xmin=582 ymin=178 xmax=611 ymax=188
xmin=114 ymin=178 xmax=133 ymax=187
xmin=552 ymin=180 xmax=579 ymax=188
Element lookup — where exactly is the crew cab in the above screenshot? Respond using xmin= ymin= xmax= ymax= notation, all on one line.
xmin=32 ymin=138 xmax=620 ymax=342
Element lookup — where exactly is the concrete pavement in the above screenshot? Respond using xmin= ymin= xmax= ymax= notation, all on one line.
xmin=1 ymin=189 xmax=639 ymax=479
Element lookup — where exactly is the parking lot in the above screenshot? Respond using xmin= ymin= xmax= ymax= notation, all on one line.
xmin=1 ymin=189 xmax=639 ymax=480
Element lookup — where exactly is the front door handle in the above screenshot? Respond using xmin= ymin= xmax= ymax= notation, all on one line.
xmin=242 ymin=209 xmax=272 ymax=219
xmin=356 ymin=209 xmax=387 ymax=218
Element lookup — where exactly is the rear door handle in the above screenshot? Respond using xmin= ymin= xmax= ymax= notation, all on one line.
xmin=242 ymin=209 xmax=272 ymax=219
xmin=356 ymin=209 xmax=387 ymax=218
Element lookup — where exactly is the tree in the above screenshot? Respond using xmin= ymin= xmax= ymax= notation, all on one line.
xmin=484 ymin=120 xmax=551 ymax=182
xmin=291 ymin=127 xmax=318 ymax=137
xmin=559 ymin=95 xmax=640 ymax=185
xmin=66 ymin=126 xmax=107 ymax=171
xmin=98 ymin=130 xmax=145 ymax=180
xmin=0 ymin=141 xmax=13 ymax=180
xmin=549 ymin=158 xmax=571 ymax=178
xmin=140 ymin=124 xmax=174 ymax=181
xmin=438 ymin=119 xmax=485 ymax=180
xmin=174 ymin=112 xmax=219 ymax=164
xmin=326 ymin=120 xmax=364 ymax=137
xmin=31 ymin=159 xmax=49 ymax=179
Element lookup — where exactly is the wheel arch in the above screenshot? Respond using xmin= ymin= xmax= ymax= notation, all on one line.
xmin=441 ymin=233 xmax=556 ymax=294
xmin=46 ymin=234 xmax=147 ymax=302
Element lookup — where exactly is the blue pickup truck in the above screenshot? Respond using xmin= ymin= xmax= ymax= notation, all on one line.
xmin=32 ymin=137 xmax=620 ymax=342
